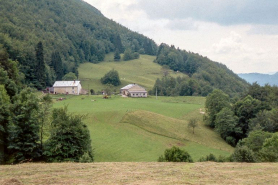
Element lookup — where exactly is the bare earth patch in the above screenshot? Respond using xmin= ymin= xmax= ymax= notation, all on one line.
xmin=0 ymin=162 xmax=277 ymax=185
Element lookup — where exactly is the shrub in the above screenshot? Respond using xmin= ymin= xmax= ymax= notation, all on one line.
xmin=198 ymin=153 xmax=217 ymax=162
xmin=158 ymin=155 xmax=166 ymax=162
xmin=259 ymin=133 xmax=278 ymax=162
xmin=158 ymin=146 xmax=193 ymax=162
xmin=90 ymin=89 xmax=95 ymax=95
xmin=206 ymin=153 xmax=217 ymax=161
xmin=231 ymin=146 xmax=256 ymax=162
xmin=226 ymin=136 xmax=236 ymax=146
xmin=217 ymin=155 xmax=228 ymax=162
xmin=79 ymin=152 xmax=93 ymax=163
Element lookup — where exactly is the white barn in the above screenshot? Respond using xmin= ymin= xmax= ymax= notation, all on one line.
xmin=53 ymin=81 xmax=82 ymax=95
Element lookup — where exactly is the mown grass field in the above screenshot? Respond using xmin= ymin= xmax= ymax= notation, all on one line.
xmin=52 ymin=95 xmax=233 ymax=162
xmin=1 ymin=162 xmax=278 ymax=185
xmin=78 ymin=53 xmax=187 ymax=93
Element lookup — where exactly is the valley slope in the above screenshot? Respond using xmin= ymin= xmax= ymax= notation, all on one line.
xmin=53 ymin=95 xmax=233 ymax=162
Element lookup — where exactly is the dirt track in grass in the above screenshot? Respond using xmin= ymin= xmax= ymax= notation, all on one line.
xmin=1 ymin=162 xmax=278 ymax=185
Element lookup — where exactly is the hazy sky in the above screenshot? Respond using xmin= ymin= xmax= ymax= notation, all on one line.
xmin=84 ymin=0 xmax=278 ymax=74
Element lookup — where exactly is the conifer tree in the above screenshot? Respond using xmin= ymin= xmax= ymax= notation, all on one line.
xmin=51 ymin=52 xmax=63 ymax=80
xmin=35 ymin=41 xmax=46 ymax=89
xmin=0 ymin=85 xmax=10 ymax=163
xmin=111 ymin=34 xmax=124 ymax=53
xmin=114 ymin=49 xmax=121 ymax=61
xmin=44 ymin=106 xmax=93 ymax=162
xmin=8 ymin=88 xmax=40 ymax=163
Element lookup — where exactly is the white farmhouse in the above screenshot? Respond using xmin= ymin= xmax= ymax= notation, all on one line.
xmin=120 ymin=84 xmax=147 ymax=97
xmin=53 ymin=81 xmax=82 ymax=95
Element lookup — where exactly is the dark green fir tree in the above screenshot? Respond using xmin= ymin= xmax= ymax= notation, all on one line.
xmin=114 ymin=49 xmax=121 ymax=61
xmin=35 ymin=41 xmax=46 ymax=89
xmin=51 ymin=52 xmax=64 ymax=80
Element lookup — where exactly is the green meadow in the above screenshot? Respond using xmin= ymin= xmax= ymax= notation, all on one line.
xmin=78 ymin=53 xmax=187 ymax=93
xmin=59 ymin=54 xmax=235 ymax=162
xmin=53 ymin=95 xmax=234 ymax=162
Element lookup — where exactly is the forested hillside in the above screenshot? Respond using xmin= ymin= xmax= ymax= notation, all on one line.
xmin=0 ymin=0 xmax=248 ymax=95
xmin=0 ymin=0 xmax=157 ymax=88
xmin=151 ymin=44 xmax=248 ymax=97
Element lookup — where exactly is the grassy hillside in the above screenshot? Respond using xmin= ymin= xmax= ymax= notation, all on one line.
xmin=52 ymin=95 xmax=233 ymax=162
xmin=79 ymin=53 xmax=187 ymax=93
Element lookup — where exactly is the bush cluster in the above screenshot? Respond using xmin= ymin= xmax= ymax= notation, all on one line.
xmin=158 ymin=146 xmax=193 ymax=162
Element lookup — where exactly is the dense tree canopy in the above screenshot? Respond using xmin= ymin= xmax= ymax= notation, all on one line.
xmin=0 ymin=85 xmax=10 ymax=163
xmin=0 ymin=0 xmax=157 ymax=88
xmin=215 ymin=107 xmax=241 ymax=146
xmin=0 ymin=52 xmax=93 ymax=164
xmin=0 ymin=46 xmax=21 ymax=97
xmin=205 ymin=82 xmax=278 ymax=148
xmin=154 ymin=44 xmax=248 ymax=96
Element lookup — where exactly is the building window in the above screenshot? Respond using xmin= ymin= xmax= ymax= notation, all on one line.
xmin=143 ymin=93 xmax=145 ymax=95
xmin=72 ymin=87 xmax=74 ymax=89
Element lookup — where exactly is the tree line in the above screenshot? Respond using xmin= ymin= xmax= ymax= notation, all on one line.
xmin=149 ymin=76 xmax=213 ymax=97
xmin=153 ymin=43 xmax=248 ymax=97
xmin=204 ymin=83 xmax=278 ymax=162
xmin=0 ymin=49 xmax=93 ymax=164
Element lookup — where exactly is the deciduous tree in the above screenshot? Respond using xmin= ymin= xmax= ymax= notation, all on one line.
xmin=188 ymin=118 xmax=198 ymax=134
xmin=260 ymin=133 xmax=278 ymax=162
xmin=215 ymin=107 xmax=241 ymax=146
xmin=100 ymin=69 xmax=121 ymax=86
xmin=204 ymin=89 xmax=230 ymax=128
xmin=62 ymin=72 xmax=77 ymax=81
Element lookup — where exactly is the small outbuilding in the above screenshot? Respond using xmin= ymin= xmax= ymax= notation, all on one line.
xmin=53 ymin=80 xmax=82 ymax=95
xmin=120 ymin=84 xmax=147 ymax=97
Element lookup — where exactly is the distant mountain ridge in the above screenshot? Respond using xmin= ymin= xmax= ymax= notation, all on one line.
xmin=238 ymin=72 xmax=278 ymax=86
